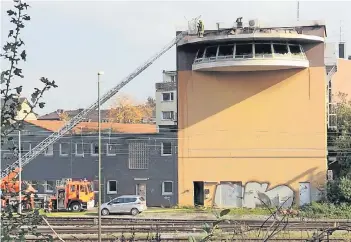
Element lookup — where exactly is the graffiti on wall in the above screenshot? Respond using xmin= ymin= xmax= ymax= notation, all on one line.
xmin=213 ymin=182 xmax=294 ymax=209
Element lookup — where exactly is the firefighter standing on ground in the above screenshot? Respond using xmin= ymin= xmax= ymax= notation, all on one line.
xmin=197 ymin=20 xmax=204 ymax=37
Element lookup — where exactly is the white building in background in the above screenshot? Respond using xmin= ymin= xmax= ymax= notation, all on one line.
xmin=155 ymin=70 xmax=177 ymax=132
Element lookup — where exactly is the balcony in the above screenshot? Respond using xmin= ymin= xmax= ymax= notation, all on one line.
xmin=192 ymin=42 xmax=309 ymax=72
xmin=155 ymin=81 xmax=177 ymax=91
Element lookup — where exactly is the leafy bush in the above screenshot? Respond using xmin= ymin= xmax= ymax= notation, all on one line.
xmin=327 ymin=177 xmax=351 ymax=204
xmin=300 ymin=202 xmax=351 ymax=219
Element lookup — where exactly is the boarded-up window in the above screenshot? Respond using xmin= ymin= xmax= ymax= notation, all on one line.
xmin=128 ymin=142 xmax=149 ymax=169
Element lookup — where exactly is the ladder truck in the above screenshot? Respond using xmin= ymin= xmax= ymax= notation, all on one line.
xmin=1 ymin=31 xmax=187 ymax=191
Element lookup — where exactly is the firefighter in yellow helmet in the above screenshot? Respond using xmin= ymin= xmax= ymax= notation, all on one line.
xmin=197 ymin=20 xmax=204 ymax=37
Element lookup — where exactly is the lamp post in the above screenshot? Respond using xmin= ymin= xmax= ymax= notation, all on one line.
xmin=18 ymin=130 xmax=22 ymax=214
xmin=97 ymin=71 xmax=104 ymax=242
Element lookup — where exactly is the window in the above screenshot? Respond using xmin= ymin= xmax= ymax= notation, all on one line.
xmin=75 ymin=143 xmax=84 ymax=156
xmin=107 ymin=143 xmax=118 ymax=156
xmin=204 ymin=46 xmax=217 ymax=58
xmin=161 ymin=142 xmax=172 ymax=156
xmin=44 ymin=180 xmax=55 ymax=193
xmin=70 ymin=185 xmax=77 ymax=192
xmin=44 ymin=144 xmax=53 ymax=156
xmin=112 ymin=197 xmax=124 ymax=204
xmin=289 ymin=45 xmax=302 ymax=57
xmin=107 ymin=180 xmax=117 ymax=194
xmin=170 ymin=75 xmax=176 ymax=82
xmin=124 ymin=197 xmax=137 ymax=203
xmin=91 ymin=143 xmax=98 ymax=156
xmin=235 ymin=44 xmax=253 ymax=58
xmin=162 ymin=111 xmax=174 ymax=120
xmin=254 ymin=43 xmax=272 ymax=58
xmin=22 ymin=142 xmax=31 ymax=153
xmin=128 ymin=142 xmax=149 ymax=169
xmin=273 ymin=44 xmax=289 ymax=56
xmin=217 ymin=45 xmax=234 ymax=58
xmin=162 ymin=92 xmax=174 ymax=101
xmin=80 ymin=185 xmax=87 ymax=193
xmin=60 ymin=143 xmax=70 ymax=156
xmin=196 ymin=48 xmax=205 ymax=60
xmin=162 ymin=181 xmax=173 ymax=195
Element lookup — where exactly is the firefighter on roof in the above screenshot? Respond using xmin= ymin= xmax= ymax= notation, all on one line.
xmin=197 ymin=20 xmax=204 ymax=37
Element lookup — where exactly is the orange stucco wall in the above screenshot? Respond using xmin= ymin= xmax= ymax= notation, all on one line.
xmin=331 ymin=59 xmax=351 ymax=101
xmin=177 ymin=67 xmax=327 ymax=206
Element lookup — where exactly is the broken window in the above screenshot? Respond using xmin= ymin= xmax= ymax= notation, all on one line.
xmin=255 ymin=43 xmax=272 ymax=58
xmin=204 ymin=46 xmax=217 ymax=59
xmin=235 ymin=44 xmax=253 ymax=58
xmin=217 ymin=45 xmax=234 ymax=58
xmin=289 ymin=45 xmax=302 ymax=57
xmin=196 ymin=48 xmax=205 ymax=60
xmin=273 ymin=44 xmax=289 ymax=57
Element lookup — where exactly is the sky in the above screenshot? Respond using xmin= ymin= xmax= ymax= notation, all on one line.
xmin=0 ymin=0 xmax=350 ymax=115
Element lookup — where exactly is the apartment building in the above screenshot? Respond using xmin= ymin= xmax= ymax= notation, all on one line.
xmin=176 ymin=19 xmax=328 ymax=208
xmin=325 ymin=41 xmax=351 ymax=178
xmin=1 ymin=120 xmax=178 ymax=207
xmin=155 ymin=70 xmax=177 ymax=132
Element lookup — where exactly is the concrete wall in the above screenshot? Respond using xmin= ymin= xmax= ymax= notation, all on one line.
xmin=176 ymin=26 xmax=327 ymax=207
xmin=1 ymin=124 xmax=178 ymax=207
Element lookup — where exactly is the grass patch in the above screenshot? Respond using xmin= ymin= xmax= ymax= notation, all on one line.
xmin=300 ymin=202 xmax=351 ymax=219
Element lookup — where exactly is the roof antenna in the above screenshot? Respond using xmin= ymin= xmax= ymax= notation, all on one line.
xmin=297 ymin=1 xmax=300 ymax=21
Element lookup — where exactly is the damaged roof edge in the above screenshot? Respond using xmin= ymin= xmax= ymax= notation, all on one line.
xmin=175 ymin=19 xmax=327 ymax=36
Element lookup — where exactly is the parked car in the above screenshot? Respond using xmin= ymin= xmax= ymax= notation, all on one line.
xmin=100 ymin=195 xmax=147 ymax=216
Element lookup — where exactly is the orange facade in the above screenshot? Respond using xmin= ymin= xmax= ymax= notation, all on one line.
xmin=177 ymin=25 xmax=328 ymax=208
xmin=331 ymin=58 xmax=351 ymax=101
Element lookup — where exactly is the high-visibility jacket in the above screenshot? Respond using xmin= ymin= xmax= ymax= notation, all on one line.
xmin=198 ymin=21 xmax=204 ymax=32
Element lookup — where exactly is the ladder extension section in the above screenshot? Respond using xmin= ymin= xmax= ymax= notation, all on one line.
xmin=1 ymin=31 xmax=186 ymax=179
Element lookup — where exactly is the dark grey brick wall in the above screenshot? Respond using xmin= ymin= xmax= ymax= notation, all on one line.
xmin=1 ymin=123 xmax=178 ymax=207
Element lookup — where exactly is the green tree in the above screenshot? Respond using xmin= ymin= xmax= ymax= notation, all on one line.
xmin=1 ymin=0 xmax=57 ymax=241
xmin=331 ymin=92 xmax=351 ymax=178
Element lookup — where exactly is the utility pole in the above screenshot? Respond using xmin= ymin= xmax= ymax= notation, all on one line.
xmin=97 ymin=71 xmax=104 ymax=242
xmin=18 ymin=130 xmax=22 ymax=214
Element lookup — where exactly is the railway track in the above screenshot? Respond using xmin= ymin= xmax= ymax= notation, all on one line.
xmin=4 ymin=217 xmax=351 ymax=229
xmin=35 ymin=217 xmax=351 ymax=228
xmin=4 ymin=217 xmax=351 ymax=241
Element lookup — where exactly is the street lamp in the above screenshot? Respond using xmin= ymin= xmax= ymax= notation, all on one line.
xmin=97 ymin=71 xmax=104 ymax=242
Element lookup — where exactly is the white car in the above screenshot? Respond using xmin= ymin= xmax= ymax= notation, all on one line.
xmin=100 ymin=195 xmax=147 ymax=216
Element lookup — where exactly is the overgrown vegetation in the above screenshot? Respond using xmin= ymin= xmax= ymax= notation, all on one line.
xmin=300 ymin=202 xmax=351 ymax=219
xmin=1 ymin=0 xmax=57 ymax=241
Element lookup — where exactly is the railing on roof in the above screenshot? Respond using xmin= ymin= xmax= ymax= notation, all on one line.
xmin=194 ymin=52 xmax=306 ymax=64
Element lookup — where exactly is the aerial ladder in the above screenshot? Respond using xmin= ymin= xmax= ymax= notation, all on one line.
xmin=1 ymin=31 xmax=187 ymax=179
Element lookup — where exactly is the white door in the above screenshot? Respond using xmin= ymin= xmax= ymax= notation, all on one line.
xmin=299 ymin=182 xmax=311 ymax=206
xmin=136 ymin=183 xmax=146 ymax=201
